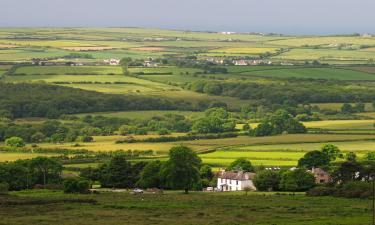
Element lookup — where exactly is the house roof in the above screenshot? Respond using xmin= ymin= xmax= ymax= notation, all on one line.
xmin=217 ymin=171 xmax=255 ymax=181
xmin=310 ymin=168 xmax=330 ymax=176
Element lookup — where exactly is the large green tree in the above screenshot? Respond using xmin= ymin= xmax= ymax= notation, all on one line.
xmin=298 ymin=150 xmax=331 ymax=169
xmin=137 ymin=161 xmax=162 ymax=188
xmin=227 ymin=158 xmax=254 ymax=172
xmin=253 ymin=170 xmax=280 ymax=191
xmin=161 ymin=146 xmax=201 ymax=194
xmin=98 ymin=155 xmax=133 ymax=188
xmin=279 ymin=169 xmax=315 ymax=192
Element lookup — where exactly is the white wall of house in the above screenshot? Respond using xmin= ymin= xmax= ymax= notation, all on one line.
xmin=217 ymin=178 xmax=256 ymax=191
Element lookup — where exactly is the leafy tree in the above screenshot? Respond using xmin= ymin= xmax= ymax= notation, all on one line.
xmin=253 ymin=122 xmax=273 ymax=136
xmin=365 ymin=152 xmax=375 ymax=161
xmin=160 ymin=146 xmax=201 ymax=194
xmin=137 ymin=161 xmax=162 ymax=188
xmin=203 ymin=82 xmax=222 ymax=95
xmin=118 ymin=125 xmax=134 ymax=135
xmin=30 ymin=157 xmax=63 ymax=186
xmin=31 ymin=132 xmax=45 ymax=143
xmin=227 ymin=158 xmax=254 ymax=172
xmin=279 ymin=169 xmax=315 ymax=192
xmin=192 ymin=108 xmax=235 ymax=134
xmin=120 ymin=57 xmax=132 ymax=75
xmin=354 ymin=102 xmax=365 ymax=113
xmin=332 ymin=161 xmax=364 ymax=184
xmin=253 ymin=170 xmax=281 ymax=191
xmin=341 ymin=103 xmax=353 ymax=114
xmin=80 ymin=135 xmax=93 ymax=143
xmin=0 ymin=182 xmax=9 ymax=194
xmin=346 ymin=152 xmax=357 ymax=161
xmin=200 ymin=165 xmax=214 ymax=181
xmin=80 ymin=167 xmax=101 ymax=184
xmin=298 ymin=150 xmax=330 ymax=169
xmin=98 ymin=155 xmax=133 ymax=188
xmin=253 ymin=110 xmax=306 ymax=136
xmin=5 ymin=137 xmax=25 ymax=148
xmin=63 ymin=177 xmax=90 ymax=194
xmin=242 ymin=123 xmax=251 ymax=131
xmin=321 ymin=144 xmax=343 ymax=161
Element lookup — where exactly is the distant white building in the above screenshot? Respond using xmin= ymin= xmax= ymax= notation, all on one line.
xmin=233 ymin=60 xmax=248 ymax=66
xmin=362 ymin=33 xmax=373 ymax=38
xmin=220 ymin=31 xmax=236 ymax=35
xmin=217 ymin=170 xmax=256 ymax=191
xmin=144 ymin=61 xmax=158 ymax=67
xmin=104 ymin=59 xmax=120 ymax=66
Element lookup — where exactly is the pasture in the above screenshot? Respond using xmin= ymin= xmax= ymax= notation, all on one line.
xmin=6 ymin=133 xmax=375 ymax=155
xmin=0 ymin=152 xmax=59 ymax=162
xmin=208 ymin=47 xmax=279 ymax=54
xmin=245 ymin=67 xmax=375 ymax=80
xmin=272 ymin=48 xmax=375 ymax=61
xmin=15 ymin=66 xmax=122 ymax=75
xmin=303 ymin=120 xmax=375 ymax=130
xmin=0 ymin=190 xmax=371 ymax=225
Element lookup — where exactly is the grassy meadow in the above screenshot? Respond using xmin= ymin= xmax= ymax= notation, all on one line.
xmin=0 ymin=190 xmax=372 ymax=225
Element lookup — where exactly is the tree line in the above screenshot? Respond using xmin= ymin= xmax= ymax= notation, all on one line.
xmin=0 ymin=83 xmax=221 ymax=119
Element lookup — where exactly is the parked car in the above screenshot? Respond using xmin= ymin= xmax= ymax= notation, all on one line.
xmin=132 ymin=188 xmax=144 ymax=194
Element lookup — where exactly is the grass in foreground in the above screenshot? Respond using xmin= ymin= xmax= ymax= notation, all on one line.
xmin=0 ymin=190 xmax=371 ymax=225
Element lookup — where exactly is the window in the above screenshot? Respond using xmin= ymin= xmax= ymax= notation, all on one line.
xmin=236 ymin=180 xmax=238 ymax=185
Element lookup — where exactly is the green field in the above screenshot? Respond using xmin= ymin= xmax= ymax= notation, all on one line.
xmin=304 ymin=120 xmax=375 ymax=130
xmin=273 ymin=48 xmax=375 ymax=61
xmin=245 ymin=67 xmax=375 ymax=80
xmin=15 ymin=66 xmax=122 ymax=75
xmin=0 ymin=190 xmax=371 ymax=225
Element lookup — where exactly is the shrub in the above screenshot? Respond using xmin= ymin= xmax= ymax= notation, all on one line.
xmin=253 ymin=170 xmax=280 ymax=191
xmin=5 ymin=137 xmax=25 ymax=148
xmin=0 ymin=182 xmax=9 ymax=195
xmin=306 ymin=186 xmax=335 ymax=197
xmin=336 ymin=182 xmax=372 ymax=198
xmin=80 ymin=135 xmax=94 ymax=143
xmin=63 ymin=177 xmax=90 ymax=194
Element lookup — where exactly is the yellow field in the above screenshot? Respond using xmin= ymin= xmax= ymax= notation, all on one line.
xmin=22 ymin=134 xmax=375 ymax=155
xmin=311 ymin=103 xmax=373 ymax=111
xmin=303 ymin=120 xmax=375 ymax=130
xmin=208 ymin=47 xmax=278 ymax=54
xmin=236 ymin=141 xmax=375 ymax=152
xmin=0 ymin=153 xmax=59 ymax=162
xmin=269 ymin=36 xmax=375 ymax=47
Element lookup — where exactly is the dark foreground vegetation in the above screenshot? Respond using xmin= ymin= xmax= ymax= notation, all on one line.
xmin=0 ymin=190 xmax=371 ymax=225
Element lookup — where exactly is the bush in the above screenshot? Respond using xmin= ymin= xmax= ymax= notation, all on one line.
xmin=63 ymin=177 xmax=90 ymax=194
xmin=336 ymin=182 xmax=372 ymax=198
xmin=307 ymin=182 xmax=372 ymax=199
xmin=80 ymin=135 xmax=94 ymax=143
xmin=253 ymin=170 xmax=280 ymax=191
xmin=306 ymin=186 xmax=335 ymax=197
xmin=0 ymin=182 xmax=9 ymax=195
xmin=5 ymin=137 xmax=25 ymax=148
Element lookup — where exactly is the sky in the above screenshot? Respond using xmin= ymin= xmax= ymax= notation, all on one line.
xmin=1 ymin=0 xmax=374 ymax=35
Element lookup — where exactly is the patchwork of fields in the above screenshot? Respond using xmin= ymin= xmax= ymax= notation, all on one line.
xmin=1 ymin=28 xmax=375 ymax=170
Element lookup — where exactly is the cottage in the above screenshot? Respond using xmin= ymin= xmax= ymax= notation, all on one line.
xmin=233 ymin=60 xmax=248 ymax=66
xmin=310 ymin=167 xmax=331 ymax=184
xmin=104 ymin=59 xmax=120 ymax=66
xmin=217 ymin=170 xmax=256 ymax=191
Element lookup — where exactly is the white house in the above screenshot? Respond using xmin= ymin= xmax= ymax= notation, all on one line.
xmin=217 ymin=170 xmax=256 ymax=191
xmin=104 ymin=59 xmax=120 ymax=66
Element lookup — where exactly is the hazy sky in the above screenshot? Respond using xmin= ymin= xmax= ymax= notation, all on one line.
xmin=1 ymin=0 xmax=374 ymax=35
